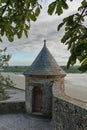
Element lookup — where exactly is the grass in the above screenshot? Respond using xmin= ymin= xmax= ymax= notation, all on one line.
xmin=2 ymin=66 xmax=27 ymax=73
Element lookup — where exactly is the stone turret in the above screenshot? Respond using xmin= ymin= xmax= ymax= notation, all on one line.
xmin=24 ymin=41 xmax=66 ymax=118
xmin=24 ymin=40 xmax=66 ymax=77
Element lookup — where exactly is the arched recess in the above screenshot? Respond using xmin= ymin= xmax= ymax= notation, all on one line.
xmin=32 ymin=86 xmax=43 ymax=112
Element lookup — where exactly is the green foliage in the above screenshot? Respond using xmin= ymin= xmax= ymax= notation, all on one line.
xmin=0 ymin=73 xmax=14 ymax=87
xmin=0 ymin=47 xmax=11 ymax=67
xmin=57 ymin=0 xmax=87 ymax=72
xmin=48 ymin=0 xmax=69 ymax=15
xmin=0 ymin=85 xmax=9 ymax=101
xmin=0 ymin=48 xmax=14 ymax=100
xmin=0 ymin=0 xmax=42 ymax=42
xmin=0 ymin=48 xmax=12 ymax=82
xmin=48 ymin=0 xmax=87 ymax=72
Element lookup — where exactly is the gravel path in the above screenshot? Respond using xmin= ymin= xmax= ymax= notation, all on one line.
xmin=0 ymin=114 xmax=54 ymax=130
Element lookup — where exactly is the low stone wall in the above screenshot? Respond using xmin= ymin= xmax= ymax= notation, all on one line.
xmin=53 ymin=97 xmax=87 ymax=130
xmin=0 ymin=101 xmax=25 ymax=114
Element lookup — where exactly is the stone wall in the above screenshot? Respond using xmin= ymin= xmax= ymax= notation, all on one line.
xmin=0 ymin=101 xmax=25 ymax=114
xmin=53 ymin=97 xmax=87 ymax=130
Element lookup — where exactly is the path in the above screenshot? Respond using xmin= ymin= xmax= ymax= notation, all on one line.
xmin=0 ymin=114 xmax=54 ymax=130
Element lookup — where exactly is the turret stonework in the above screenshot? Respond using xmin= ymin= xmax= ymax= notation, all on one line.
xmin=24 ymin=41 xmax=66 ymax=118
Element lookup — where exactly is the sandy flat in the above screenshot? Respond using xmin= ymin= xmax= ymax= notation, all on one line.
xmin=2 ymin=72 xmax=87 ymax=102
xmin=65 ymin=74 xmax=87 ymax=102
xmin=2 ymin=72 xmax=25 ymax=90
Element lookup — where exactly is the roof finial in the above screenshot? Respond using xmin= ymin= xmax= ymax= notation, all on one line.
xmin=44 ymin=40 xmax=46 ymax=47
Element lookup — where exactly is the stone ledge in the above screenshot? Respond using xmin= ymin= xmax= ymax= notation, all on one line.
xmin=0 ymin=101 xmax=25 ymax=114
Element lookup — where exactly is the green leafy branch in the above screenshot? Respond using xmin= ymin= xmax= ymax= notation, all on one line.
xmin=0 ymin=48 xmax=14 ymax=100
xmin=57 ymin=0 xmax=87 ymax=71
xmin=0 ymin=0 xmax=42 ymax=42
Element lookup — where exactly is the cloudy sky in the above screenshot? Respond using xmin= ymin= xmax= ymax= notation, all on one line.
xmin=0 ymin=0 xmax=82 ymax=66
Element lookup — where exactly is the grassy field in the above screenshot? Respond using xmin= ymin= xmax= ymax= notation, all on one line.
xmin=0 ymin=65 xmax=85 ymax=73
xmin=1 ymin=66 xmax=27 ymax=73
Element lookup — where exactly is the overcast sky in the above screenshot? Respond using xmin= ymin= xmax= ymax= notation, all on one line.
xmin=0 ymin=0 xmax=82 ymax=66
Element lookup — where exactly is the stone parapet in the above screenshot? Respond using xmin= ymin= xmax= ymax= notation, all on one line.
xmin=53 ymin=97 xmax=87 ymax=130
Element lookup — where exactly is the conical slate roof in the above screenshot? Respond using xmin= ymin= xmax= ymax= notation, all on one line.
xmin=24 ymin=41 xmax=66 ymax=76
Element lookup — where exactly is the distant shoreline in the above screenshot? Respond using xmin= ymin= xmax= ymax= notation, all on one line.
xmin=1 ymin=65 xmax=86 ymax=73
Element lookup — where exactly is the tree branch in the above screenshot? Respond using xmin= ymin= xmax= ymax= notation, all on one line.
xmin=1 ymin=0 xmax=9 ymax=16
xmin=77 ymin=7 xmax=86 ymax=23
